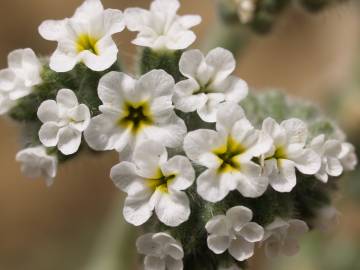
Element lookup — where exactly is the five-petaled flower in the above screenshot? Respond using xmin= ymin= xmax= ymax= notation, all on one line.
xmin=136 ymin=232 xmax=184 ymax=270
xmin=125 ymin=0 xmax=201 ymax=51
xmin=310 ymin=135 xmax=343 ymax=183
xmin=262 ymin=218 xmax=308 ymax=258
xmin=206 ymin=206 xmax=264 ymax=261
xmin=37 ymin=89 xmax=91 ymax=155
xmin=111 ymin=140 xmax=195 ymax=227
xmin=16 ymin=146 xmax=58 ymax=186
xmin=0 ymin=48 xmax=42 ymax=115
xmin=84 ymin=69 xmax=186 ymax=154
xmin=261 ymin=117 xmax=321 ymax=192
xmin=174 ymin=47 xmax=248 ymax=122
xmin=184 ymin=103 xmax=271 ymax=202
xmin=39 ymin=0 xmax=124 ymax=72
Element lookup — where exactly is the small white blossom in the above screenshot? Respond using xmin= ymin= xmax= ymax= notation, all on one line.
xmin=313 ymin=206 xmax=340 ymax=232
xmin=84 ymin=70 xmax=186 ymax=154
xmin=174 ymin=48 xmax=248 ymax=122
xmin=262 ymin=218 xmax=308 ymax=258
xmin=261 ymin=117 xmax=321 ymax=193
xmin=111 ymin=140 xmax=195 ymax=227
xmin=310 ymin=135 xmax=343 ymax=183
xmin=0 ymin=48 xmax=41 ymax=114
xmin=184 ymin=103 xmax=271 ymax=202
xmin=206 ymin=206 xmax=264 ymax=262
xmin=125 ymin=0 xmax=201 ymax=51
xmin=234 ymin=0 xmax=257 ymax=24
xmin=136 ymin=232 xmax=184 ymax=270
xmin=37 ymin=89 xmax=90 ymax=155
xmin=15 ymin=146 xmax=58 ymax=186
xmin=339 ymin=142 xmax=357 ymax=171
xmin=39 ymin=0 xmax=124 ymax=72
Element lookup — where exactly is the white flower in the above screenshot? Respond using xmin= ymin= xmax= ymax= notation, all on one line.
xmin=15 ymin=146 xmax=58 ymax=186
xmin=261 ymin=117 xmax=321 ymax=193
xmin=39 ymin=0 xmax=124 ymax=72
xmin=174 ymin=48 xmax=248 ymax=122
xmin=310 ymin=135 xmax=343 ymax=183
xmin=125 ymin=0 xmax=201 ymax=50
xmin=184 ymin=103 xmax=271 ymax=202
xmin=110 ymin=140 xmax=195 ymax=227
xmin=205 ymin=206 xmax=264 ymax=262
xmin=313 ymin=206 xmax=340 ymax=232
xmin=339 ymin=142 xmax=357 ymax=171
xmin=84 ymin=70 xmax=186 ymax=154
xmin=262 ymin=218 xmax=308 ymax=258
xmin=136 ymin=232 xmax=184 ymax=270
xmin=0 ymin=48 xmax=41 ymax=115
xmin=234 ymin=0 xmax=257 ymax=24
xmin=37 ymin=89 xmax=90 ymax=155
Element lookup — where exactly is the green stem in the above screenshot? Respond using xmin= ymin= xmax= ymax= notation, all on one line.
xmin=84 ymin=195 xmax=138 ymax=270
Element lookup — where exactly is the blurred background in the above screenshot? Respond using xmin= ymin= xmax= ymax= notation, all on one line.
xmin=0 ymin=1 xmax=359 ymax=269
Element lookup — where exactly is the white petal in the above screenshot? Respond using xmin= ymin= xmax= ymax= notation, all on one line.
xmin=98 ymin=71 xmax=135 ymax=107
xmin=262 ymin=117 xmax=286 ymax=147
xmin=226 ymin=206 xmax=253 ymax=231
xmin=151 ymin=0 xmax=180 ymax=14
xmin=324 ymin=139 xmax=342 ymax=157
xmin=68 ymin=104 xmax=91 ymax=131
xmin=196 ymin=169 xmax=231 ymax=203
xmin=124 ymin=8 xmax=150 ymax=31
xmin=224 ymin=76 xmax=248 ymax=103
xmin=110 ymin=161 xmax=149 ymax=196
xmin=173 ymin=79 xmax=206 ymax=113
xmin=49 ymin=44 xmax=78 ymax=72
xmin=38 ymin=19 xmax=66 ymax=41
xmin=37 ymin=100 xmax=59 ymax=123
xmin=236 ymin=162 xmax=268 ymax=198
xmin=216 ymin=103 xmax=245 ymax=134
xmin=39 ymin=122 xmax=60 ymax=147
xmin=166 ymin=30 xmax=197 ymax=50
xmin=155 ymin=191 xmax=190 ymax=227
xmin=292 ymin=149 xmax=321 ymax=175
xmin=136 ymin=69 xmax=175 ymax=99
xmin=133 ymin=140 xmax=168 ymax=178
xmin=74 ymin=0 xmax=104 ymax=19
xmin=228 ymin=238 xmax=255 ymax=261
xmin=179 ymin=49 xmax=204 ymax=80
xmin=281 ymin=118 xmax=308 ymax=145
xmin=197 ymin=93 xmax=225 ymax=123
xmin=165 ymin=257 xmax=183 ymax=270
xmin=269 ymin=159 xmax=296 ymax=192
xmin=56 ymin=89 xmax=78 ymax=109
xmin=144 ymin=256 xmax=166 ymax=270
xmin=179 ymin=15 xmax=202 ymax=28
xmin=326 ymin=157 xmax=343 ymax=177
xmin=123 ymin=193 xmax=153 ymax=226
xmin=165 ymin=243 xmax=184 ymax=260
xmin=205 ymin=47 xmax=236 ymax=83
xmin=102 ymin=9 xmax=125 ymax=35
xmin=207 ymin=235 xmax=231 ymax=254
xmin=58 ymin=127 xmax=82 ymax=155
xmin=239 ymin=222 xmax=264 ymax=243
xmin=162 ymin=156 xmax=195 ymax=191
xmin=205 ymin=215 xmax=230 ymax=235
xmin=0 ymin=69 xmax=16 ymax=91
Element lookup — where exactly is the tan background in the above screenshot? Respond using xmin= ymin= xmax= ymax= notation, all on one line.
xmin=0 ymin=1 xmax=359 ymax=269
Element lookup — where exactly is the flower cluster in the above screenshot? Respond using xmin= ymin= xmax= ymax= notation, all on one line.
xmin=0 ymin=0 xmax=357 ymax=269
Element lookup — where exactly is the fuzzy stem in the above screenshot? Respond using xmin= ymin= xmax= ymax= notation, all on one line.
xmin=84 ymin=195 xmax=138 ymax=270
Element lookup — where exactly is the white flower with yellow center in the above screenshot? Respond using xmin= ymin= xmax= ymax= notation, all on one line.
xmin=184 ymin=103 xmax=271 ymax=202
xmin=39 ymin=0 xmax=124 ymax=72
xmin=173 ymin=48 xmax=248 ymax=123
xmin=262 ymin=218 xmax=308 ymax=258
xmin=310 ymin=135 xmax=343 ymax=183
xmin=37 ymin=89 xmax=91 ymax=155
xmin=261 ymin=117 xmax=321 ymax=193
xmin=110 ymin=140 xmax=195 ymax=227
xmin=84 ymin=70 xmax=186 ymax=154
xmin=0 ymin=48 xmax=41 ymax=115
xmin=125 ymin=0 xmax=201 ymax=51
xmin=206 ymin=206 xmax=264 ymax=262
xmin=16 ymin=146 xmax=58 ymax=186
xmin=136 ymin=232 xmax=184 ymax=270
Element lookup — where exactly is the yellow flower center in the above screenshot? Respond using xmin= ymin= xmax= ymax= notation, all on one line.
xmin=76 ymin=34 xmax=99 ymax=55
xmin=213 ymin=136 xmax=245 ymax=173
xmin=147 ymin=168 xmax=176 ymax=194
xmin=117 ymin=102 xmax=153 ymax=134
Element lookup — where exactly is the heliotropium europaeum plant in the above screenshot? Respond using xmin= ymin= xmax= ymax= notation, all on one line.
xmin=218 ymin=0 xmax=351 ymax=33
xmin=0 ymin=0 xmax=357 ymax=269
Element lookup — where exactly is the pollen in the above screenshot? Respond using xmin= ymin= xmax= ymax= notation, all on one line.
xmin=117 ymin=102 xmax=153 ymax=134
xmin=147 ymin=168 xmax=176 ymax=194
xmin=76 ymin=34 xmax=99 ymax=55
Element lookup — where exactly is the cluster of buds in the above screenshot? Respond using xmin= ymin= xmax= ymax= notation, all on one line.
xmin=0 ymin=0 xmax=357 ymax=269
xmin=218 ymin=0 xmax=351 ymax=33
